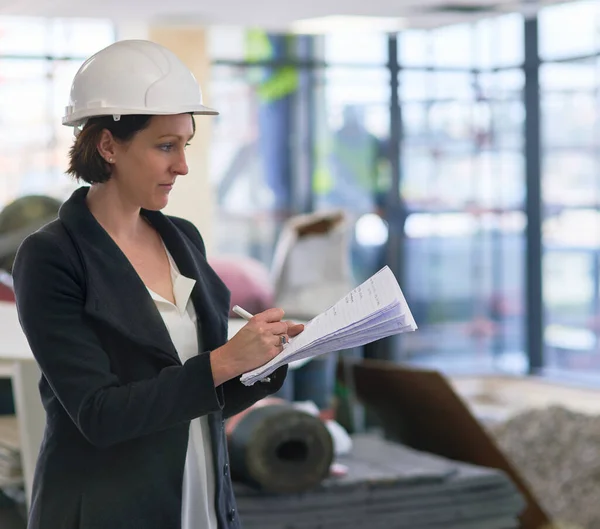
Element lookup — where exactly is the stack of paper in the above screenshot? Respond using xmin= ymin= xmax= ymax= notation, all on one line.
xmin=240 ymin=266 xmax=417 ymax=386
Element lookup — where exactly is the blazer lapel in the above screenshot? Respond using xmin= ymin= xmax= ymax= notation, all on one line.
xmin=58 ymin=187 xmax=180 ymax=364
xmin=142 ymin=209 xmax=230 ymax=352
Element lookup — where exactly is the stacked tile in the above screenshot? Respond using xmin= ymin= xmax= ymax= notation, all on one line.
xmin=235 ymin=434 xmax=525 ymax=529
xmin=0 ymin=416 xmax=22 ymax=487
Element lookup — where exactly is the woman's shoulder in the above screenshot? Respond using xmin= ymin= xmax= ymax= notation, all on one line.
xmin=14 ymin=219 xmax=80 ymax=275
xmin=166 ymin=215 xmax=199 ymax=236
xmin=18 ymin=220 xmax=68 ymax=252
xmin=166 ymin=215 xmax=206 ymax=255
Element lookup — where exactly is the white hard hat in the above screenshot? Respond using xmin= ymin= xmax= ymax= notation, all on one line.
xmin=62 ymin=39 xmax=218 ymax=127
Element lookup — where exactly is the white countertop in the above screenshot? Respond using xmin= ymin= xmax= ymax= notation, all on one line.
xmin=0 ymin=302 xmax=33 ymax=360
xmin=0 ymin=302 xmax=310 ymax=369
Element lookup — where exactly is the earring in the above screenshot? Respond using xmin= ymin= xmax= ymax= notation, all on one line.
xmin=108 ymin=158 xmax=114 ymax=163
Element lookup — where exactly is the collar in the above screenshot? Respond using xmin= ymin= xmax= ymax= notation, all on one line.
xmin=57 ymin=186 xmax=228 ymax=363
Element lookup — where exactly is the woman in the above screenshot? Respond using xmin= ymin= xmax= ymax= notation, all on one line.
xmin=12 ymin=40 xmax=303 ymax=529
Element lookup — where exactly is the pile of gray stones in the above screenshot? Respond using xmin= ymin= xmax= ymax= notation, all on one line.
xmin=491 ymin=406 xmax=600 ymax=529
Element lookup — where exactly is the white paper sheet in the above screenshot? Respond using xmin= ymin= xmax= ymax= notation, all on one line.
xmin=240 ymin=266 xmax=417 ymax=386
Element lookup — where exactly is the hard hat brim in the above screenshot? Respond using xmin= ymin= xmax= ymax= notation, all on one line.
xmin=62 ymin=104 xmax=219 ymax=127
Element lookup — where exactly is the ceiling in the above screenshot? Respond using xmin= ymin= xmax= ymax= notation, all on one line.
xmin=0 ymin=0 xmax=569 ymax=29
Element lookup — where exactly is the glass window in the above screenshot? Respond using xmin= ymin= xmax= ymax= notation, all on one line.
xmin=494 ymin=14 xmax=525 ymax=67
xmin=210 ymin=65 xmax=274 ymax=214
xmin=402 ymin=97 xmax=524 ymax=156
xmin=400 ymin=71 xmax=436 ymax=102
xmin=539 ymin=2 xmax=600 ymax=376
xmin=477 ymin=152 xmax=525 ymax=209
xmin=208 ymin=26 xmax=249 ymax=61
xmin=402 ymin=103 xmax=429 ymax=146
xmin=474 ymin=18 xmax=495 ymax=70
xmin=51 ymin=60 xmax=82 ymax=124
xmin=323 ymin=33 xmax=388 ymax=65
xmin=542 ymin=93 xmax=597 ymax=148
xmin=544 ymin=209 xmax=600 ymax=249
xmin=313 ymin=67 xmax=390 ymax=212
xmin=401 ymin=147 xmax=436 ymax=211
xmin=474 ymin=14 xmax=524 ymax=69
xmin=400 ymin=71 xmax=474 ymax=102
xmin=403 ymin=154 xmax=481 ymax=211
xmin=539 ymin=0 xmax=600 ymax=60
xmin=0 ymin=60 xmax=51 ymax=205
xmin=49 ymin=18 xmax=114 ymax=57
xmin=404 ymin=221 xmax=480 ymax=325
xmin=0 ymin=17 xmax=47 ymax=56
xmin=402 ymin=150 xmax=523 ymax=213
xmin=402 ymin=213 xmax=526 ymax=372
xmin=320 ymin=68 xmax=390 ymax=123
xmin=52 ymin=60 xmax=86 ymax=198
xmin=210 ymin=28 xmax=314 ymax=63
xmin=478 ymin=70 xmax=525 ymax=101
xmin=0 ymin=17 xmax=115 ymax=210
xmin=0 ymin=60 xmax=49 ymax=136
xmin=209 ymin=61 xmax=307 ymax=265
xmin=428 ymin=101 xmax=476 ymax=152
xmin=431 ymin=23 xmax=474 ymax=68
xmin=396 ymin=16 xmax=526 ymax=373
xmin=543 ymin=153 xmax=598 ymax=208
xmin=399 ymin=29 xmax=430 ymax=67
xmin=0 ymin=16 xmax=113 ymax=58
xmin=312 ymin=66 xmax=390 ymax=282
xmin=540 ymin=60 xmax=597 ymax=92
xmin=432 ymin=71 xmax=474 ymax=101
xmin=543 ymin=250 xmax=596 ymax=370
xmin=490 ymin=100 xmax=525 ymax=150
xmin=401 ymin=13 xmax=524 ymax=70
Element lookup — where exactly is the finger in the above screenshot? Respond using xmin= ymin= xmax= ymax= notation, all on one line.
xmin=285 ymin=322 xmax=305 ymax=337
xmin=263 ymin=321 xmax=288 ymax=336
xmin=254 ymin=307 xmax=285 ymax=323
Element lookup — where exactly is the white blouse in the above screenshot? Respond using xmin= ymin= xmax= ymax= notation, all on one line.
xmin=146 ymin=248 xmax=218 ymax=529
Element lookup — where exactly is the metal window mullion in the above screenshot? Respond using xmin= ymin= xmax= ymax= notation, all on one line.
xmin=524 ymin=17 xmax=544 ymax=373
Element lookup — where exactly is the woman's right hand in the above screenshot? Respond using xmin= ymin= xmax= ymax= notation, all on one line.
xmin=209 ymin=308 xmax=304 ymax=386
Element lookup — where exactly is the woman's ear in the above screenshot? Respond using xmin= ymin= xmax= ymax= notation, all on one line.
xmin=97 ymin=129 xmax=117 ymax=164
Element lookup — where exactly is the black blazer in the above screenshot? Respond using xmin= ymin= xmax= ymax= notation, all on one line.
xmin=12 ymin=186 xmax=287 ymax=529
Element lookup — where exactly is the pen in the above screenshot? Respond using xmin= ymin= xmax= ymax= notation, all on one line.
xmin=231 ymin=305 xmax=271 ymax=383
xmin=232 ymin=305 xmax=254 ymax=320
xmin=233 ymin=305 xmax=288 ymax=347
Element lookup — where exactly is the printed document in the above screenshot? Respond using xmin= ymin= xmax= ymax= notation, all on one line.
xmin=240 ymin=266 xmax=417 ymax=386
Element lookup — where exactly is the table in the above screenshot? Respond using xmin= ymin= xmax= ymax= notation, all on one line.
xmin=0 ymin=302 xmax=42 ymax=507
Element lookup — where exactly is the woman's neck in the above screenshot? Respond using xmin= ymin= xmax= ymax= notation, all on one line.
xmin=86 ymin=183 xmax=145 ymax=243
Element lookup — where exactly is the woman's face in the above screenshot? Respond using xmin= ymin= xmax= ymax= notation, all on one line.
xmin=104 ymin=114 xmax=195 ymax=211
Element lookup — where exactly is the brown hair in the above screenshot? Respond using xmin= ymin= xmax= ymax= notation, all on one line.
xmin=66 ymin=115 xmax=153 ymax=184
